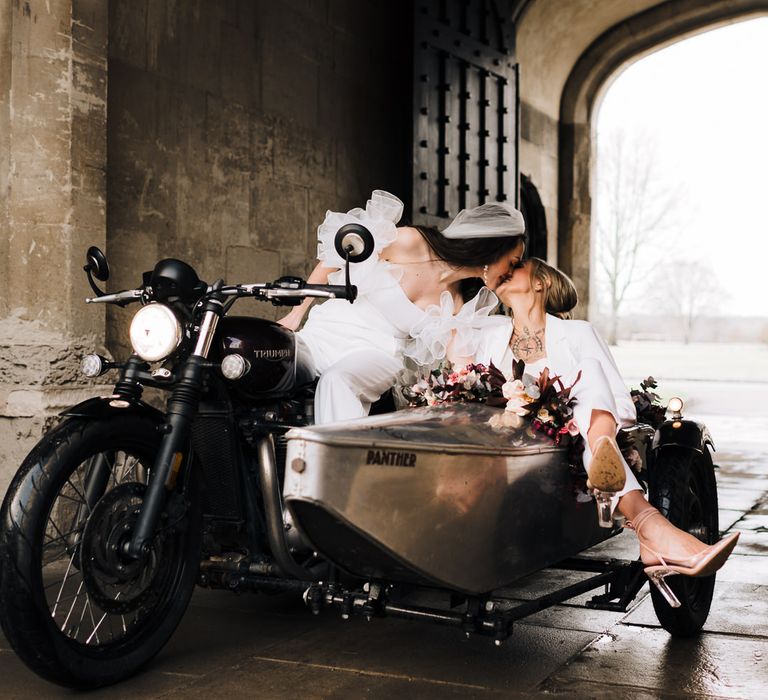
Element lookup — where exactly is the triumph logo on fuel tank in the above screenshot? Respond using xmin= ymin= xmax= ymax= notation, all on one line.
xmin=366 ymin=449 xmax=417 ymax=467
xmin=253 ymin=349 xmax=291 ymax=361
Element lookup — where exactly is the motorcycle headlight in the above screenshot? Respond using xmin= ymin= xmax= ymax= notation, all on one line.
xmin=129 ymin=303 xmax=182 ymax=362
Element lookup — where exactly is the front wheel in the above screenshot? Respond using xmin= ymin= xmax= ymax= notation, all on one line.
xmin=0 ymin=415 xmax=202 ymax=688
xmin=647 ymin=445 xmax=718 ymax=636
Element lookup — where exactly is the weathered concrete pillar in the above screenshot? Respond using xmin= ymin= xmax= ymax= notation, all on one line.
xmin=557 ymin=120 xmax=592 ymax=320
xmin=0 ymin=0 xmax=108 ymax=493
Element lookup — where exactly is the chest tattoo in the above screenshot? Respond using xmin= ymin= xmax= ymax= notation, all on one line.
xmin=510 ymin=326 xmax=546 ymax=363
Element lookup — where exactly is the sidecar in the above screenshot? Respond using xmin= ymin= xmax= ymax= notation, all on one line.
xmin=283 ymin=402 xmax=721 ymax=640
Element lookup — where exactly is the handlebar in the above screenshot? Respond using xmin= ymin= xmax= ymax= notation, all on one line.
xmin=85 ymin=289 xmax=143 ymax=304
xmin=86 ymin=281 xmax=356 ymax=305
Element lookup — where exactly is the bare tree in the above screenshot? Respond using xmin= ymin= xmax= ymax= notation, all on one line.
xmin=594 ymin=128 xmax=681 ymax=344
xmin=645 ymin=259 xmax=726 ymax=343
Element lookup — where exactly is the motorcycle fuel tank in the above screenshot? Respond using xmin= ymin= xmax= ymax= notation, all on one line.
xmin=284 ymin=404 xmax=615 ymax=594
xmin=210 ymin=316 xmax=300 ymax=399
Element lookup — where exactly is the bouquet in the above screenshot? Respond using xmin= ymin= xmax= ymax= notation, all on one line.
xmin=490 ymin=358 xmax=582 ymax=447
xmin=405 ymin=359 xmax=581 ymax=448
xmin=403 ymin=361 xmax=507 ymax=407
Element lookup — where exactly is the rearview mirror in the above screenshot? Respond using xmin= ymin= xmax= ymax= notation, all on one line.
xmin=334 ymin=224 xmax=374 ymax=263
xmin=85 ymin=246 xmax=110 ymax=281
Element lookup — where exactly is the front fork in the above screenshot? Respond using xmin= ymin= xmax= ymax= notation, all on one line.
xmin=123 ymin=298 xmax=223 ymax=560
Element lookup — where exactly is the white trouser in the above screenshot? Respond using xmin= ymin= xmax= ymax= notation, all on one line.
xmin=567 ymin=357 xmax=643 ymax=509
xmin=312 ymin=348 xmax=403 ymax=423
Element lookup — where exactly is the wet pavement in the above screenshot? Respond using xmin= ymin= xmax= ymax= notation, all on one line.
xmin=1 ymin=381 xmax=767 ymax=698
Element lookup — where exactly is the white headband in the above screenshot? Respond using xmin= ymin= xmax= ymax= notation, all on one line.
xmin=441 ymin=202 xmax=525 ymax=239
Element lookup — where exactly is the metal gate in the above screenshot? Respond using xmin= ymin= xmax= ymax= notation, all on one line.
xmin=412 ymin=0 xmax=519 ymax=227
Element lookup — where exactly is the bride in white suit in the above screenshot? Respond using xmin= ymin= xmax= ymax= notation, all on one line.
xmin=474 ymin=257 xmax=738 ymax=589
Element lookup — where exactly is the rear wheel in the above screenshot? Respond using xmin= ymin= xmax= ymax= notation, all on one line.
xmin=647 ymin=445 xmax=718 ymax=636
xmin=0 ymin=415 xmax=201 ymax=688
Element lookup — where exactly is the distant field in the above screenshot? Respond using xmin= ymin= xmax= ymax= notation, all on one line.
xmin=611 ymin=341 xmax=768 ymax=384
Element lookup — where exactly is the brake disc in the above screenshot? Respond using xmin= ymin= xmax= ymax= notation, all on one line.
xmin=80 ymin=482 xmax=173 ymax=615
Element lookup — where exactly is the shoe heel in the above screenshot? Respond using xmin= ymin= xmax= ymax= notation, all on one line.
xmin=593 ymin=489 xmax=616 ymax=529
xmin=647 ymin=570 xmax=681 ymax=608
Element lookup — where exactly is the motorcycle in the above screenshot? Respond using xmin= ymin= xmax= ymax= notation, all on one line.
xmin=0 ymin=227 xmax=722 ymax=688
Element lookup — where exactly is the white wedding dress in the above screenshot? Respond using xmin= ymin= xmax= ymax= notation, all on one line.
xmin=297 ymin=191 xmax=499 ymax=423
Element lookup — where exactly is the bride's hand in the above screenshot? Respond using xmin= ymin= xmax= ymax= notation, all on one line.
xmin=277 ymin=309 xmax=303 ymax=330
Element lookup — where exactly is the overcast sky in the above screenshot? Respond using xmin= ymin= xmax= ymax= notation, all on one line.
xmin=596 ymin=17 xmax=768 ymax=318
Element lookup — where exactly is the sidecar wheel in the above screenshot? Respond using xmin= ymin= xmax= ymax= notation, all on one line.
xmin=0 ymin=415 xmax=202 ymax=688
xmin=647 ymin=445 xmax=718 ymax=637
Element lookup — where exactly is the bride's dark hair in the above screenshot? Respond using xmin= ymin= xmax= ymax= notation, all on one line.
xmin=413 ymin=225 xmax=526 ymax=267
xmin=410 ymin=224 xmax=525 ymax=301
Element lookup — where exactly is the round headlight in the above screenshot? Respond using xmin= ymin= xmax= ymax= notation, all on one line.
xmin=667 ymin=397 xmax=684 ymax=414
xmin=129 ymin=303 xmax=182 ymax=362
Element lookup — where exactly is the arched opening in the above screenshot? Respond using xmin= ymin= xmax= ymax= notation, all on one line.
xmin=591 ymin=19 xmax=768 ymax=350
xmin=585 ymin=16 xmax=768 ymax=467
xmin=557 ymin=0 xmax=768 ymax=317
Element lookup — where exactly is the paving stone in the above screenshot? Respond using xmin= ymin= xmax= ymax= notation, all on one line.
xmin=622 ymin=580 xmax=768 ymax=637
xmin=578 ymin=529 xmax=639 ymax=560
xmin=716 ymin=487 xmax=766 ymax=511
xmin=714 ymin=553 xmax=768 ymax=584
xmin=728 ymin=528 xmax=768 ymax=556
xmin=252 ymin=614 xmax=598 ymax=694
xmin=160 ymin=656 xmax=518 ymax=699
xmin=542 ymin=626 xmax=768 ymax=699
xmin=517 ymin=600 xmax=645 ymax=635
xmin=0 ymin=591 xmax=319 ymax=698
xmin=733 ymin=512 xmax=768 ymax=531
xmin=721 ymin=508 xmax=749 ymax=531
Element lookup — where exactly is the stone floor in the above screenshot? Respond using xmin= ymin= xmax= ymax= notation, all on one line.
xmin=1 ymin=393 xmax=766 ymax=698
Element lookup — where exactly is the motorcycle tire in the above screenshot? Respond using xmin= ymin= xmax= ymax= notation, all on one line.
xmin=647 ymin=445 xmax=718 ymax=637
xmin=0 ymin=415 xmax=202 ymax=688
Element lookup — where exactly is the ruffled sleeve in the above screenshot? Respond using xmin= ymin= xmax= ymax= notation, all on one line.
xmin=404 ymin=288 xmax=504 ymax=368
xmin=316 ymin=190 xmax=404 ymax=295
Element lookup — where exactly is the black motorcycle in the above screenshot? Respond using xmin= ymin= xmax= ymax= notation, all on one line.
xmin=0 ymin=227 xmax=722 ymax=688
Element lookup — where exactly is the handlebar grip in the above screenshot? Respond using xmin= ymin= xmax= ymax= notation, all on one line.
xmin=306 ymin=284 xmax=357 ymax=300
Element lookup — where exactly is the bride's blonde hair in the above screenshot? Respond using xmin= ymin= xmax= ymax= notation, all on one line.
xmin=529 ymin=258 xmax=578 ymax=319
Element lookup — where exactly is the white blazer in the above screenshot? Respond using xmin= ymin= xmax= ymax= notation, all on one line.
xmin=475 ymin=314 xmax=637 ymax=429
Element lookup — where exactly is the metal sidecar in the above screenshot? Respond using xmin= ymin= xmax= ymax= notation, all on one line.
xmin=284 ymin=401 xmax=722 ymax=641
xmin=284 ymin=404 xmax=613 ymax=594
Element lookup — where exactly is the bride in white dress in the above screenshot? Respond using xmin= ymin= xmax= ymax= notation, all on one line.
xmin=475 ymin=257 xmax=739 ymax=591
xmin=278 ymin=190 xmax=526 ymax=424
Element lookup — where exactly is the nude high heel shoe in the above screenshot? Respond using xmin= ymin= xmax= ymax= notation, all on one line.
xmin=626 ymin=506 xmax=740 ymax=608
xmin=587 ymin=435 xmax=627 ymax=528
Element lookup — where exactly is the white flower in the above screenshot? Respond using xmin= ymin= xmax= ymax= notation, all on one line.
xmin=537 ymin=408 xmax=553 ymax=424
xmin=462 ymin=370 xmax=478 ymax=389
xmin=502 ymin=379 xmax=525 ymax=400
xmin=522 ymin=374 xmax=541 ymax=399
xmin=525 ymin=385 xmax=541 ymax=400
xmin=505 ymin=397 xmax=529 ymax=416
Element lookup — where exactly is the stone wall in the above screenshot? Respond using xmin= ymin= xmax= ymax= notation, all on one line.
xmin=0 ymin=0 xmax=410 ymax=493
xmin=0 ymin=0 xmax=109 ymax=495
xmin=105 ymin=0 xmax=410 ymax=356
xmin=519 ymin=100 xmax=559 ymax=265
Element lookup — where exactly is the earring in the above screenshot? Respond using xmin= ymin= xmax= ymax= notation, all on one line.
xmin=482 ymin=264 xmax=488 ymax=284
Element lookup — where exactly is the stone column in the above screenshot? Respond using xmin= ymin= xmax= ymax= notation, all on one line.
xmin=0 ymin=0 xmax=108 ymax=493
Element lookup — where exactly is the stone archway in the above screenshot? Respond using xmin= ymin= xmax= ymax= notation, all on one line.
xmin=558 ymin=0 xmax=768 ymax=315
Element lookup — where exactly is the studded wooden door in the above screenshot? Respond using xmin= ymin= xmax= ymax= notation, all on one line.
xmin=412 ymin=0 xmax=518 ymax=227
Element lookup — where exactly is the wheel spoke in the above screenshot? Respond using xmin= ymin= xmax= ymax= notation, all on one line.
xmin=61 ymin=578 xmax=86 ymax=633
xmin=65 ymin=478 xmax=89 ymax=510
xmin=119 ymin=455 xmax=140 ymax=484
xmin=86 ymin=593 xmax=119 ymax=645
xmin=51 ymin=548 xmax=79 ymax=617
